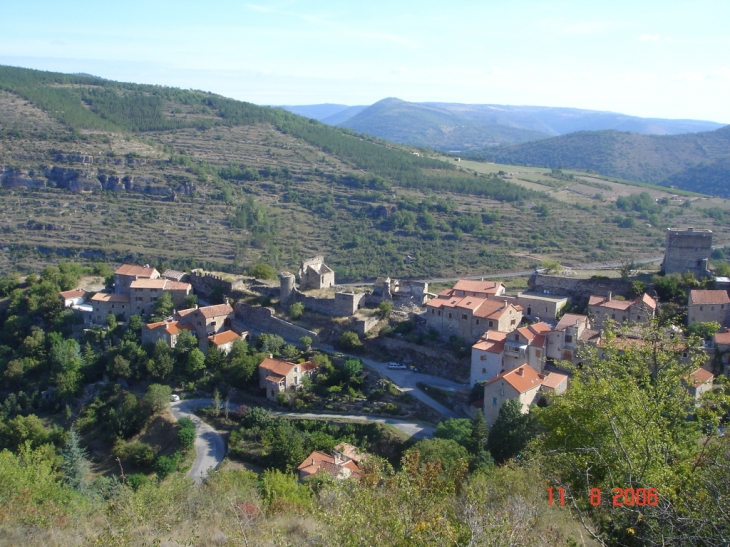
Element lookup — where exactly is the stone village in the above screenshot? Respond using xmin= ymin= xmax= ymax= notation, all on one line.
xmin=57 ymin=226 xmax=722 ymax=467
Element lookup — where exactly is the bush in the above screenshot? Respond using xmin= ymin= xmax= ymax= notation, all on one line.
xmin=154 ymin=451 xmax=181 ymax=479
xmin=339 ymin=331 xmax=361 ymax=350
xmin=177 ymin=417 xmax=196 ymax=451
xmin=289 ymin=302 xmax=304 ymax=320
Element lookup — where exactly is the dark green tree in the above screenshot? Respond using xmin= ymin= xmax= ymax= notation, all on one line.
xmin=59 ymin=428 xmax=89 ymax=491
xmin=486 ymin=399 xmax=539 ymax=464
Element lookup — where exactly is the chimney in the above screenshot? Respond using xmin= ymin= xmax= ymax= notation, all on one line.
xmin=607 ymin=291 xmax=612 ymax=301
xmin=269 ymin=353 xmax=273 ymax=359
xmin=312 ymin=458 xmax=315 ymax=466
xmin=517 ymin=367 xmax=524 ymax=376
xmin=535 ymin=316 xmax=540 ymax=324
xmin=503 ymin=300 xmax=508 ymax=309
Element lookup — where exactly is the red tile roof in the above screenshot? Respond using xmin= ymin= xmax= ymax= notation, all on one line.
xmin=689 ymin=367 xmax=714 ymax=387
xmin=115 ymin=264 xmax=158 ymax=278
xmin=208 ymin=330 xmax=241 ymax=346
xmin=452 ymin=280 xmax=504 ymax=295
xmin=540 ymin=372 xmax=568 ymax=390
xmin=260 ymin=358 xmax=316 ymax=379
xmin=145 ymin=320 xmax=194 ymax=335
xmin=472 ymin=331 xmax=507 ymax=354
xmin=690 ymin=290 xmax=730 ymax=305
xmin=589 ymin=293 xmax=657 ymax=311
xmin=485 ymin=364 xmax=543 ymax=393
xmin=59 ymin=289 xmax=86 ymax=299
xmin=473 ymin=300 xmax=515 ymax=319
xmin=130 ymin=279 xmax=168 ymax=289
xmin=714 ymin=331 xmax=730 ymax=345
xmin=297 ymin=451 xmax=360 ymax=479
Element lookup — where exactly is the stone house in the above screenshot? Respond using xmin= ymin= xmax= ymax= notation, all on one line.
xmin=687 ymin=290 xmax=730 ymax=326
xmin=89 ymin=293 xmax=132 ymax=324
xmin=129 ymin=278 xmax=192 ymax=313
xmin=587 ymin=293 xmax=657 ymax=329
xmin=298 ymin=256 xmax=335 ymax=291
xmin=686 ymin=368 xmax=714 ymax=405
xmin=425 ymin=295 xmax=522 ymax=343
xmin=482 ymin=364 xmax=568 ymax=426
xmin=258 ymin=357 xmax=317 ymax=400
xmin=114 ymin=264 xmax=160 ymax=295
xmin=208 ymin=330 xmax=247 ymax=355
xmin=449 ymin=280 xmax=505 ymax=299
xmin=491 ymin=291 xmax=568 ymax=321
xmin=176 ymin=304 xmax=235 ymax=349
xmin=141 ymin=320 xmax=195 ymax=348
xmin=545 ymin=314 xmax=596 ymax=364
xmin=161 ymin=269 xmax=188 ymax=282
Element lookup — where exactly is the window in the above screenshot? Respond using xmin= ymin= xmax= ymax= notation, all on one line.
xmin=514 ymin=334 xmax=519 ymax=340
xmin=438 ymin=311 xmax=441 ymax=316
xmin=712 ymin=306 xmax=715 ymax=311
xmin=499 ymin=389 xmax=504 ymax=396
xmin=431 ymin=309 xmax=434 ymax=314
xmin=475 ymin=319 xmax=480 ymax=325
xmin=612 ymin=313 xmax=616 ymax=319
xmin=510 ymin=319 xmax=516 ymax=326
xmin=136 ymin=297 xmax=143 ymax=301
xmin=462 ymin=314 xmax=468 ymax=320
xmin=448 ymin=313 xmax=452 ymax=319
xmin=111 ymin=305 xmax=115 ymax=309
xmin=480 ymin=355 xmax=486 ymax=361
xmin=492 ymin=397 xmax=498 ymax=405
xmin=565 ymin=335 xmax=573 ymax=343
xmin=489 ymin=321 xmax=494 ymax=327
xmin=700 ymin=306 xmax=704 ymax=311
xmin=482 ymin=368 xmax=486 ymax=373
xmin=535 ymin=350 xmax=542 ymax=357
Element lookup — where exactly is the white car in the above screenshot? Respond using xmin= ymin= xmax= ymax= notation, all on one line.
xmin=171 ymin=394 xmax=180 ymax=402
xmin=388 ymin=362 xmax=407 ymax=369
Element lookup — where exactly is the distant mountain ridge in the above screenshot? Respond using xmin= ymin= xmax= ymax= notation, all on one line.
xmin=468 ymin=125 xmax=730 ymax=196
xmin=278 ymin=98 xmax=724 ymax=152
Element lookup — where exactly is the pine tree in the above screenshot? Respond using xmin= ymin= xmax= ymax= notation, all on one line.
xmin=60 ymin=428 xmax=89 ymax=491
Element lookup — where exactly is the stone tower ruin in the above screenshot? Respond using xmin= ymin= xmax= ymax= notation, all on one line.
xmin=663 ymin=227 xmax=712 ymax=278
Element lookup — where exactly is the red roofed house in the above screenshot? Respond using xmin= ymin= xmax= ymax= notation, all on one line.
xmin=450 ymin=280 xmax=506 ymax=299
xmin=90 ymin=292 xmax=131 ymax=324
xmin=587 ymin=292 xmax=657 ymax=329
xmin=426 ymin=281 xmax=522 ymax=342
xmin=258 ymin=357 xmax=317 ymax=400
xmin=471 ymin=322 xmax=551 ymax=386
xmin=114 ymin=264 xmax=160 ymax=295
xmin=297 ymin=449 xmax=360 ymax=481
xmin=176 ymin=304 xmax=235 ymax=348
xmin=483 ymin=365 xmax=568 ymax=426
xmin=208 ymin=330 xmax=247 ymax=355
xmin=686 ymin=367 xmax=714 ymax=405
xmin=141 ymin=320 xmax=195 ymax=348
xmin=59 ymin=289 xmax=87 ymax=307
xmin=129 ymin=278 xmax=192 ymax=314
xmin=687 ymin=290 xmax=730 ymax=326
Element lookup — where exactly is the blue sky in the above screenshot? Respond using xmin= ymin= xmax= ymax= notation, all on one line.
xmin=1 ymin=0 xmax=729 ymax=122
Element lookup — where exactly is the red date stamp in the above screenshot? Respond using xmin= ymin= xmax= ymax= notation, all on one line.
xmin=548 ymin=487 xmax=658 ymax=507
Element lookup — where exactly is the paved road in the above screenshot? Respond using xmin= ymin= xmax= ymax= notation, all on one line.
xmin=170 ymin=398 xmax=225 ymax=484
xmin=273 ymin=411 xmax=435 ymax=440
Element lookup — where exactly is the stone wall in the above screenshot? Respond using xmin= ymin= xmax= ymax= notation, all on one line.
xmin=287 ymin=289 xmax=366 ymax=317
xmin=378 ymin=337 xmax=469 ymax=382
xmin=529 ymin=272 xmax=632 ymax=299
xmin=354 ymin=315 xmax=381 ymax=336
xmin=663 ymin=228 xmax=713 ymax=278
xmin=234 ymin=302 xmax=317 ymax=342
xmin=190 ymin=270 xmax=236 ymax=297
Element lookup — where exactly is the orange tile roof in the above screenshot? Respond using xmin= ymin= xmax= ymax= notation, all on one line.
xmin=641 ymin=293 xmax=657 ymax=310
xmin=689 ymin=367 xmax=714 ymax=387
xmin=115 ymin=264 xmax=158 ymax=277
xmin=297 ymin=451 xmax=359 ymax=479
xmin=90 ymin=293 xmax=130 ymax=303
xmin=690 ymin=290 xmax=730 ymax=305
xmin=540 ymin=372 xmax=568 ymax=389
xmin=473 ymin=299 xmax=514 ymax=319
xmin=208 ymin=330 xmax=241 ymax=345
xmin=453 ymin=280 xmax=504 ymax=295
xmin=485 ymin=364 xmax=543 ymax=393
xmin=166 ymin=281 xmax=192 ymax=291
xmin=199 ymin=304 xmax=234 ymax=319
xmin=714 ymin=331 xmax=730 ymax=345
xmin=176 ymin=308 xmax=196 ymax=317
xmin=554 ymin=313 xmax=588 ymax=332
xmin=335 ymin=442 xmax=367 ymax=463
xmin=516 ymin=322 xmax=551 ymax=341
xmin=59 ymin=289 xmax=86 ymax=299
xmin=146 ymin=320 xmax=194 ymax=335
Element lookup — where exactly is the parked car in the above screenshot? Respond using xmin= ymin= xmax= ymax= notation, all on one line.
xmin=388 ymin=362 xmax=407 ymax=369
xmin=171 ymin=394 xmax=180 ymax=402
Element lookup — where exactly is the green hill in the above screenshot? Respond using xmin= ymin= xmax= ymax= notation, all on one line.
xmin=0 ymin=64 xmax=727 ymax=278
xmin=338 ymin=98 xmax=550 ymax=150
xmin=467 ymin=126 xmax=730 ymax=195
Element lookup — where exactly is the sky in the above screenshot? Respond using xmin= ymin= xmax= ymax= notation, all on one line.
xmin=1 ymin=0 xmax=729 ymax=122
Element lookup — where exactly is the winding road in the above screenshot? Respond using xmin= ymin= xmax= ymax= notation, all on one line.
xmin=170 ymin=398 xmax=225 ymax=484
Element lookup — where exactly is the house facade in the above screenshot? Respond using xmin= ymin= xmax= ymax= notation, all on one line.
xmin=176 ymin=304 xmax=235 ymax=343
xmin=545 ymin=314 xmax=595 ymax=364
xmin=208 ymin=330 xmax=245 ymax=355
xmin=587 ymin=293 xmax=657 ymax=329
xmin=425 ymin=295 xmax=522 ymax=342
xmin=258 ymin=357 xmax=317 ymax=400
xmin=687 ymin=290 xmax=730 ymax=326
xmin=141 ymin=320 xmax=195 ymax=348
xmin=114 ymin=264 xmax=160 ymax=294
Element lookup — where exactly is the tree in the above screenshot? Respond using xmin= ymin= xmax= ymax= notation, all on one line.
xmin=630 ymin=280 xmax=647 ymax=297
xmin=339 ymin=331 xmax=361 ymax=350
xmin=153 ymin=292 xmax=174 ymax=318
xmin=405 ymin=438 xmax=470 ymax=475
xmin=299 ymin=336 xmax=312 ymax=351
xmin=183 ymin=293 xmax=198 ymax=309
xmin=342 ymin=358 xmax=363 ymax=384
xmin=185 ymin=348 xmax=206 ymax=377
xmin=686 ymin=321 xmax=721 ymax=341
xmin=106 ymin=313 xmax=118 ymax=331
xmin=536 ymin=323 xmax=727 ymax=545
xmin=289 ymin=301 xmax=304 ymax=320
xmin=280 ymin=344 xmax=299 ymax=360
xmin=486 ymin=399 xmax=539 ymax=464
xmin=174 ymin=330 xmax=198 ymax=357
xmin=541 ymin=260 xmax=561 ymax=274
xmin=148 ymin=339 xmax=174 ymax=380
xmin=619 ymin=259 xmax=636 ymax=281
xmin=59 ymin=428 xmax=89 ymax=491
xmin=144 ymin=384 xmax=172 ymax=414
xmin=248 ymin=263 xmax=277 ymax=280
xmin=108 ymin=354 xmax=131 ymax=379
xmin=468 ymin=409 xmax=489 ymax=455
xmin=378 ymin=301 xmax=393 ymax=319
xmin=434 ymin=418 xmax=472 ymax=448
xmin=204 ymin=346 xmax=225 ymax=371
xmin=258 ymin=333 xmax=285 ymax=355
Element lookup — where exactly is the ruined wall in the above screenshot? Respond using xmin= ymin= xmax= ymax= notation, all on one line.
xmin=663 ymin=228 xmax=713 ymax=277
xmin=354 ymin=315 xmax=381 ymax=336
xmin=288 ymin=289 xmax=365 ymax=317
xmin=190 ymin=270 xmax=235 ymax=297
xmin=529 ymin=273 xmax=632 ymax=299
xmin=234 ymin=302 xmax=317 ymax=342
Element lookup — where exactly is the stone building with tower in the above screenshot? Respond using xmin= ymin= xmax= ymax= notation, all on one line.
xmin=298 ymin=256 xmax=335 ymax=291
xmin=663 ymin=228 xmax=713 ymax=278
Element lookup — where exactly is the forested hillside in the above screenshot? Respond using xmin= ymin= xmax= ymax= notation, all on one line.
xmin=467 ymin=126 xmax=730 ymax=195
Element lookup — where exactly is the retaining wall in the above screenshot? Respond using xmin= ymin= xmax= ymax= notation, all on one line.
xmin=234 ymin=302 xmax=317 ymax=342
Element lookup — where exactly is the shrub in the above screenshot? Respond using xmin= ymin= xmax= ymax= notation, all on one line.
xmin=154 ymin=451 xmax=181 ymax=479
